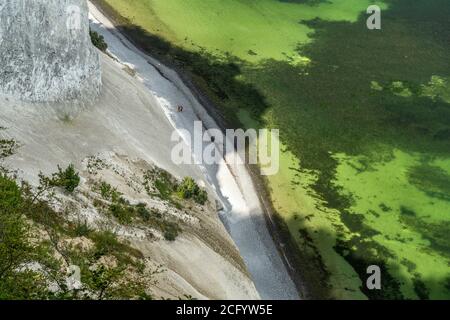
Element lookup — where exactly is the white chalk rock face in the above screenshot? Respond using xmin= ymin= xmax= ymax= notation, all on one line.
xmin=0 ymin=0 xmax=101 ymax=102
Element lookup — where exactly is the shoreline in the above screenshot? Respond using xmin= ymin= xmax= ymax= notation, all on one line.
xmin=88 ymin=1 xmax=301 ymax=300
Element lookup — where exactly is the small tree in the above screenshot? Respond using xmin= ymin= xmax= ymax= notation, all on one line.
xmin=0 ymin=174 xmax=51 ymax=299
xmin=51 ymin=164 xmax=80 ymax=192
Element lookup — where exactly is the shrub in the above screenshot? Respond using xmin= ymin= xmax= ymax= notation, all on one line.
xmin=109 ymin=203 xmax=134 ymax=225
xmin=91 ymin=230 xmax=125 ymax=257
xmin=163 ymin=223 xmax=181 ymax=241
xmin=163 ymin=230 xmax=177 ymax=241
xmin=98 ymin=181 xmax=121 ymax=202
xmin=0 ymin=175 xmax=51 ymax=299
xmin=73 ymin=220 xmax=92 ymax=237
xmin=51 ymin=164 xmax=80 ymax=192
xmin=177 ymin=177 xmax=208 ymax=205
xmin=86 ymin=264 xmax=124 ymax=300
xmin=0 ymin=139 xmax=18 ymax=159
xmin=0 ymin=174 xmax=22 ymax=212
xmin=136 ymin=203 xmax=151 ymax=221
xmin=144 ymin=168 xmax=178 ymax=200
xmin=91 ymin=230 xmax=143 ymax=263
xmin=134 ymin=203 xmax=180 ymax=241
xmin=193 ymin=189 xmax=208 ymax=206
xmin=177 ymin=177 xmax=197 ymax=199
xmin=90 ymin=30 xmax=108 ymax=52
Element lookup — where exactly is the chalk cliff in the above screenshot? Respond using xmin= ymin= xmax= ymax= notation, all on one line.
xmin=0 ymin=0 xmax=101 ymax=102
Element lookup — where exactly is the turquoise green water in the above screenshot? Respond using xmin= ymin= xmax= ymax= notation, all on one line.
xmin=102 ymin=0 xmax=450 ymax=299
xmin=104 ymin=0 xmax=385 ymax=62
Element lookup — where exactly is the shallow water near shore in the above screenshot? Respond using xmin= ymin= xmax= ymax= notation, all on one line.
xmin=98 ymin=0 xmax=450 ymax=299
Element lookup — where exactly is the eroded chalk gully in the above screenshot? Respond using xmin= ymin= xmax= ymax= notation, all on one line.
xmin=88 ymin=2 xmax=299 ymax=300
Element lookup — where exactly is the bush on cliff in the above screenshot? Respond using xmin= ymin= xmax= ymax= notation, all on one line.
xmin=177 ymin=177 xmax=208 ymax=205
xmin=90 ymin=30 xmax=108 ymax=52
xmin=50 ymin=164 xmax=80 ymax=192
